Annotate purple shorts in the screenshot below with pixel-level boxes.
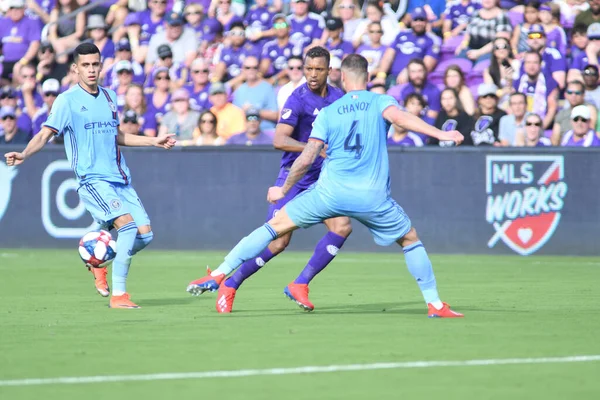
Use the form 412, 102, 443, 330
265, 168, 317, 221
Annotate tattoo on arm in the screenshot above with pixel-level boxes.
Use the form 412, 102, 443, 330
281, 140, 324, 194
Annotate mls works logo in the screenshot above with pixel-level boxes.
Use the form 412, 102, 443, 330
0, 163, 18, 222
485, 155, 568, 256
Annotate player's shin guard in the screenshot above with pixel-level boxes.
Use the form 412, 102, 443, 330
214, 223, 278, 276
131, 231, 154, 256
225, 248, 275, 289
112, 222, 138, 295
403, 241, 441, 304
294, 232, 346, 284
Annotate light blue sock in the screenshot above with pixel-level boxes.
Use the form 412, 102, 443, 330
131, 232, 154, 255
112, 221, 138, 295
214, 223, 278, 276
403, 241, 440, 304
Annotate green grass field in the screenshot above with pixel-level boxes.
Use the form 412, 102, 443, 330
1, 249, 599, 400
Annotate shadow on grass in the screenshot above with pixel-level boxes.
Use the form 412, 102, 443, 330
139, 297, 196, 306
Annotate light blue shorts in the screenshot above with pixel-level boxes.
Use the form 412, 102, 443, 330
285, 186, 412, 246
77, 180, 150, 229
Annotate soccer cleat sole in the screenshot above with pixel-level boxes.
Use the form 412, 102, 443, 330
186, 282, 219, 296
108, 304, 140, 309
283, 287, 314, 312
96, 287, 110, 297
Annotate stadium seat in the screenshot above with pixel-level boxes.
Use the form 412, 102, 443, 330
507, 10, 523, 27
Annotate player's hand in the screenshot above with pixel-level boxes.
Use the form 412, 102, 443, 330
267, 186, 285, 204
437, 130, 464, 146
154, 134, 177, 149
4, 152, 25, 166
319, 144, 328, 159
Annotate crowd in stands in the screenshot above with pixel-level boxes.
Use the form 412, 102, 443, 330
1, 0, 600, 148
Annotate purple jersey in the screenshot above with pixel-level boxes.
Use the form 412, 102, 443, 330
278, 83, 344, 188
217, 43, 262, 79
512, 74, 558, 119
104, 60, 146, 89
561, 129, 600, 147
357, 44, 388, 72
32, 107, 48, 135
444, 0, 481, 30
389, 30, 440, 75
326, 39, 354, 61
244, 6, 275, 32
146, 93, 172, 124
137, 11, 164, 45
545, 26, 567, 56
99, 39, 115, 62
261, 39, 303, 77
570, 48, 588, 71
398, 82, 442, 113
535, 137, 552, 147
226, 131, 273, 145
0, 16, 41, 62
541, 47, 566, 75
288, 13, 325, 49
387, 132, 425, 147
184, 83, 212, 111
25, 0, 55, 25
17, 90, 44, 115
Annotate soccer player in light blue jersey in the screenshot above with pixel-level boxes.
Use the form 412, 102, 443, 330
193, 54, 465, 317
4, 43, 176, 309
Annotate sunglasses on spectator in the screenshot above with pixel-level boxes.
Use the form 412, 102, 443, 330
274, 22, 288, 29
173, 98, 187, 102
219, 0, 231, 4
44, 92, 58, 97
22, 74, 35, 79
155, 75, 171, 80
413, 18, 426, 22
481, 94, 497, 99
528, 33, 544, 39
573, 117, 589, 122
526, 121, 541, 126
118, 70, 133, 74
369, 30, 383, 34
185, 11, 202, 16
247, 115, 259, 121
0, 94, 16, 99
288, 65, 303, 70
566, 90, 583, 95
227, 30, 245, 37
151, 0, 166, 4
1, 116, 16, 120
123, 119, 138, 124
494, 43, 508, 50
243, 65, 259, 70
584, 69, 598, 76
201, 118, 215, 124
338, 4, 355, 9
193, 69, 209, 74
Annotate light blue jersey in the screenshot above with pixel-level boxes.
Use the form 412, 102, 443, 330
310, 90, 398, 212
44, 84, 131, 185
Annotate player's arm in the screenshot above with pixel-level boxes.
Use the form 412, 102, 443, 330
382, 106, 463, 144
281, 138, 324, 195
117, 129, 177, 149
4, 126, 55, 166
272, 123, 307, 153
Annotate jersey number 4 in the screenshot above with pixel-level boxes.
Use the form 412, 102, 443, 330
344, 120, 363, 159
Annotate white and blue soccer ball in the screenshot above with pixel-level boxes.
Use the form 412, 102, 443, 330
78, 230, 117, 268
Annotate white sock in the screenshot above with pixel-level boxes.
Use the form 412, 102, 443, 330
430, 301, 444, 310
112, 290, 126, 296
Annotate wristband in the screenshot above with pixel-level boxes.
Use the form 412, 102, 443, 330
376, 72, 387, 79
443, 32, 451, 38
19, 59, 28, 66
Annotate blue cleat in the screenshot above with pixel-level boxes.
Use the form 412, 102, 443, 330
186, 272, 225, 296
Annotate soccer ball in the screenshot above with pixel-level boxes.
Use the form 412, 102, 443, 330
78, 230, 117, 268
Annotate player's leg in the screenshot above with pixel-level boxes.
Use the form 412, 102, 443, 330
109, 212, 141, 308
117, 184, 154, 255
284, 216, 352, 311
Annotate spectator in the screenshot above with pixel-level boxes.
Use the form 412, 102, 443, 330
260, 14, 303, 82
539, 3, 567, 55
567, 24, 592, 82
146, 13, 198, 71
128, 0, 168, 65
277, 55, 306, 110
369, 83, 386, 94
17, 63, 43, 117
120, 110, 143, 136
389, 59, 441, 120
514, 51, 559, 130
454, 0, 512, 65
232, 55, 278, 131
227, 107, 273, 145
159, 88, 201, 144
515, 112, 552, 146
105, 0, 130, 42
185, 58, 213, 112
212, 0, 244, 32
511, 1, 539, 55
432, 88, 475, 146
498, 92, 527, 146
184, 3, 208, 42
525, 24, 566, 89
575, 0, 600, 28
84, 15, 113, 69
582, 64, 600, 109
288, 0, 325, 49
47, 0, 85, 64
197, 16, 224, 58
387, 124, 425, 146
26, 0, 54, 25
324, 17, 353, 61
209, 82, 246, 139
192, 110, 225, 145
445, 65, 475, 115
471, 83, 506, 145
104, 39, 146, 89
0, 106, 30, 144
561, 105, 600, 146
375, 7, 441, 86
150, 44, 188, 89
32, 78, 60, 135
112, 60, 135, 112
357, 21, 388, 78
0, 0, 41, 81
214, 22, 261, 87
123, 83, 157, 137
442, 0, 481, 42
35, 42, 69, 83
0, 87, 32, 137
353, 0, 399, 48
551, 80, 597, 145
146, 67, 172, 126
328, 56, 343, 89
244, 0, 276, 47
484, 37, 519, 108
331, 0, 362, 43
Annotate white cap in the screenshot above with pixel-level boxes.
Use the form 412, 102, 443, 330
571, 104, 591, 120
477, 83, 498, 97
330, 56, 342, 70
7, 0, 25, 8
115, 60, 133, 72
42, 79, 60, 94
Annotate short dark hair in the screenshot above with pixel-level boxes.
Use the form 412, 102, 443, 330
524, 50, 542, 63
407, 58, 426, 70
74, 42, 101, 63
340, 53, 368, 80
567, 80, 585, 92
304, 46, 330, 67
404, 92, 427, 109
229, 21, 245, 31
287, 55, 303, 64
525, 1, 540, 10
572, 24, 588, 37
509, 92, 527, 103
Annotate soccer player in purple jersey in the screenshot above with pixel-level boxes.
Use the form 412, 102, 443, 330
187, 47, 353, 313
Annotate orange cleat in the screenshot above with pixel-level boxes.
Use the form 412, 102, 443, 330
109, 293, 140, 309
427, 302, 464, 318
284, 283, 314, 311
186, 271, 226, 296
216, 282, 237, 313
90, 267, 110, 297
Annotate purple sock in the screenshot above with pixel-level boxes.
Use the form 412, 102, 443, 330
294, 232, 346, 284
225, 248, 275, 289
